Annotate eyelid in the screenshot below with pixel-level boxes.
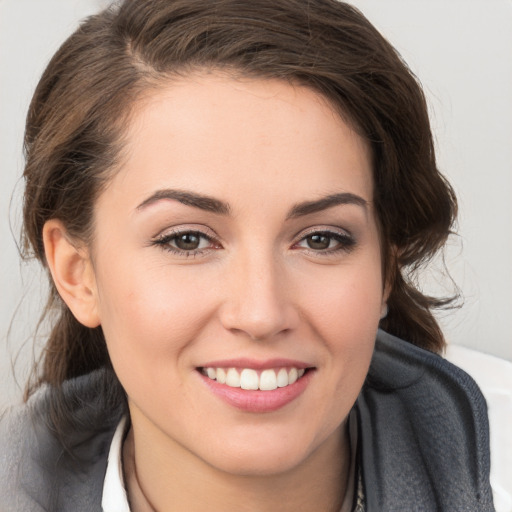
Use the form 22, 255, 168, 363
153, 223, 218, 241
296, 225, 352, 239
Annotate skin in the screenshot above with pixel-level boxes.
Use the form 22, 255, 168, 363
44, 73, 388, 511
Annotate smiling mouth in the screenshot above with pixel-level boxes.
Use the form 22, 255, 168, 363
199, 367, 311, 391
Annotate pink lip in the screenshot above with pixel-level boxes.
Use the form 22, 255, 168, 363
198, 358, 311, 370
198, 368, 314, 413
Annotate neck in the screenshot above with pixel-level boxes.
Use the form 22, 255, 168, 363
123, 413, 351, 512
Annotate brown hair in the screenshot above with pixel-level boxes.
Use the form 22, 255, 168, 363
22, 0, 457, 395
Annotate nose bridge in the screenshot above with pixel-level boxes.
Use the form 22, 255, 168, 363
220, 243, 296, 340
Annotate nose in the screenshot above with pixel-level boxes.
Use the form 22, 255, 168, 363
219, 251, 299, 341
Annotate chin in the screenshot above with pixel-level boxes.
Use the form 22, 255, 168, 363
209, 447, 309, 477
200, 427, 332, 478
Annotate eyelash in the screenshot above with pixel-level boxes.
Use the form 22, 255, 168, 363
151, 228, 220, 257
293, 228, 356, 255
151, 227, 356, 258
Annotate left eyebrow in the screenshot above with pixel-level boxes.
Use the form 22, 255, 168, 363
286, 192, 368, 219
136, 189, 231, 215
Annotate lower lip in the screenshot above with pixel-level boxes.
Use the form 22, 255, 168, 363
199, 370, 314, 413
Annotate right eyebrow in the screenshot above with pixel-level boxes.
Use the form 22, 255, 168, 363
136, 189, 231, 215
286, 192, 368, 220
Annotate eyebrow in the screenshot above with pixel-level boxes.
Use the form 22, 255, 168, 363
136, 189, 231, 215
136, 188, 367, 218
286, 192, 368, 219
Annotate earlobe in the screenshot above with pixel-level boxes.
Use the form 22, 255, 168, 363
381, 278, 392, 319
43, 219, 100, 328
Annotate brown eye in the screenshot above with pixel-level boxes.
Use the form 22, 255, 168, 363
153, 230, 216, 254
296, 230, 356, 253
306, 234, 331, 250
175, 233, 201, 250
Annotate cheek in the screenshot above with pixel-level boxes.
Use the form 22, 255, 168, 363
300, 258, 384, 336
95, 259, 216, 364
292, 265, 380, 443
297, 255, 382, 383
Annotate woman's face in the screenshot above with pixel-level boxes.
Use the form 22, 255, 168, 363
89, 74, 386, 475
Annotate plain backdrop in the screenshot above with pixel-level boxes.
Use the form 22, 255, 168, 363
1, 0, 511, 410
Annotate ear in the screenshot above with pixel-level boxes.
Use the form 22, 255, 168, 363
381, 275, 392, 319
43, 219, 100, 328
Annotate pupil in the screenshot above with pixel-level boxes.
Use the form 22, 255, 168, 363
176, 233, 200, 250
307, 234, 330, 250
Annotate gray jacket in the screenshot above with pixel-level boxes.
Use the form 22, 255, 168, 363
0, 331, 495, 511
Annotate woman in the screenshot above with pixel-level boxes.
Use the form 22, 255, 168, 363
0, 0, 494, 510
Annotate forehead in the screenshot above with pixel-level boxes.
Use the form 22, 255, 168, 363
103, 73, 374, 213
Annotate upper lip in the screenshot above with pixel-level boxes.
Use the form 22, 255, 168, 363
198, 358, 313, 370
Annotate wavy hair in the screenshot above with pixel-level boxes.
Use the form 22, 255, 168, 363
22, 0, 457, 396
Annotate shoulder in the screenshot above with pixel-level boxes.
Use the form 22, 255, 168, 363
356, 330, 495, 512
444, 344, 512, 511
0, 397, 41, 511
0, 369, 124, 512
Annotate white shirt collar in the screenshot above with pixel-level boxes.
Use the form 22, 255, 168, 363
102, 416, 131, 512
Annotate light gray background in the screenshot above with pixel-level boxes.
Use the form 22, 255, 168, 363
1, 0, 511, 409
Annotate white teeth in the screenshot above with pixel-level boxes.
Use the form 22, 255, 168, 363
203, 366, 307, 390
277, 368, 289, 387
225, 368, 240, 387
259, 369, 278, 391
240, 369, 259, 390
216, 367, 226, 384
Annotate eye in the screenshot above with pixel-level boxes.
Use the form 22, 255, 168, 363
295, 229, 355, 253
302, 233, 335, 250
172, 232, 209, 251
151, 228, 220, 256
